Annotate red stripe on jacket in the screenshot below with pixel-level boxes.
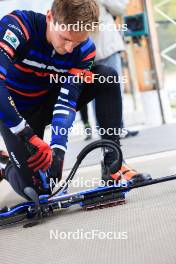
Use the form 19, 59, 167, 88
7, 85, 48, 97
15, 64, 52, 77
0, 42, 15, 57
82, 50, 96, 62
8, 14, 30, 40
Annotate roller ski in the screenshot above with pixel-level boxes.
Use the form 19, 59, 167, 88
0, 138, 176, 228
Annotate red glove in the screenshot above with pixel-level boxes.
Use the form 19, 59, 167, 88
18, 126, 52, 172
27, 135, 53, 172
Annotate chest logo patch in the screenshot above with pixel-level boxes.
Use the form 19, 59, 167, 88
3, 29, 20, 50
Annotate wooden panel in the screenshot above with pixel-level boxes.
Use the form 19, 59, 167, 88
123, 0, 160, 91
132, 37, 154, 91
126, 0, 144, 15
145, 0, 163, 90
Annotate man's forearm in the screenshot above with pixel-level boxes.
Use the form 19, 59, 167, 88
51, 109, 76, 153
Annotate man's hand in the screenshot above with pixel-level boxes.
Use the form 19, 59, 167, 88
48, 148, 65, 183
18, 126, 52, 172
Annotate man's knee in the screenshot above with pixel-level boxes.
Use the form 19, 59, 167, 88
92, 64, 119, 79
91, 64, 121, 94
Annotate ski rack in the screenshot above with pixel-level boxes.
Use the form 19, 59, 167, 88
0, 140, 176, 228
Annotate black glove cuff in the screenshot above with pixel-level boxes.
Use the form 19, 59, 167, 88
52, 148, 65, 161
18, 126, 35, 142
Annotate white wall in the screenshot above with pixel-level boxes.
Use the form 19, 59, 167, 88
0, 0, 53, 18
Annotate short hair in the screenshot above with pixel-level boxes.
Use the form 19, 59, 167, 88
51, 0, 99, 30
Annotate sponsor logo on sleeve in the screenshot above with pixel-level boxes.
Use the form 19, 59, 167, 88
0, 42, 14, 57
3, 29, 20, 49
8, 24, 24, 37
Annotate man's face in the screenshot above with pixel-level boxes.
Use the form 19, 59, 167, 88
46, 11, 89, 55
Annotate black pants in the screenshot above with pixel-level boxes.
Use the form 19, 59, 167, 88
2, 65, 122, 199
80, 105, 89, 126
21, 65, 122, 143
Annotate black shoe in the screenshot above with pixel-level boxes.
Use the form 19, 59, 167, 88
84, 133, 92, 141
121, 130, 139, 139
101, 147, 122, 184
84, 125, 92, 141
101, 148, 152, 185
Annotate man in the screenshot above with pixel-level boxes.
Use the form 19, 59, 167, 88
0, 0, 151, 200
92, 0, 139, 138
